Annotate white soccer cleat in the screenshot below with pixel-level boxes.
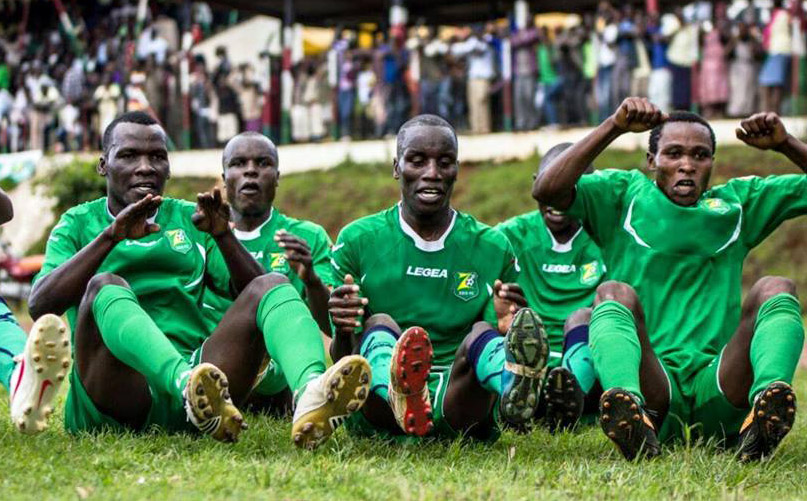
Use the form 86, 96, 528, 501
183, 362, 247, 443
291, 355, 371, 450
10, 314, 71, 434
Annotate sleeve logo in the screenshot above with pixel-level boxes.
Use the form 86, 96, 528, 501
164, 229, 192, 254
453, 271, 479, 301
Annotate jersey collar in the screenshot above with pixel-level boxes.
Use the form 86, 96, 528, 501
106, 200, 159, 225
546, 225, 582, 253
233, 207, 274, 241
397, 202, 457, 252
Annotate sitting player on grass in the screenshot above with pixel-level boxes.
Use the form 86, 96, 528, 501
28, 111, 370, 449
329, 114, 549, 440
534, 97, 807, 461
203, 131, 336, 412
497, 143, 606, 431
0, 188, 71, 434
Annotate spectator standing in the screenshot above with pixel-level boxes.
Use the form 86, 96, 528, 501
727, 22, 762, 117
214, 73, 240, 145
612, 6, 638, 107
234, 64, 263, 133
665, 7, 699, 110
0, 50, 9, 91
452, 26, 496, 134
510, 21, 540, 130
595, 8, 618, 120
29, 80, 60, 151
93, 72, 121, 142
699, 19, 731, 118
354, 58, 375, 139
537, 27, 561, 127
190, 64, 215, 148
419, 29, 449, 117
647, 12, 673, 112
759, 0, 792, 114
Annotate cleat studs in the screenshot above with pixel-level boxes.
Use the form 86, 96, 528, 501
341, 365, 353, 376
757, 410, 765, 418
46, 355, 56, 361
36, 367, 43, 373
330, 378, 340, 388
24, 406, 32, 415
222, 391, 231, 400
623, 395, 631, 402
46, 341, 56, 348
602, 414, 610, 422
327, 391, 335, 402
219, 379, 228, 388
347, 402, 359, 412
62, 360, 70, 368
619, 420, 628, 428
615, 393, 623, 399
204, 409, 214, 419
783, 426, 791, 432
760, 399, 767, 406
630, 404, 638, 411
633, 414, 641, 421
294, 433, 303, 443
357, 388, 367, 400
303, 422, 314, 432
59, 327, 66, 334
34, 339, 39, 345
788, 408, 796, 415
603, 402, 611, 409
360, 373, 370, 384
57, 374, 64, 381
33, 355, 40, 362
770, 416, 781, 423
63, 340, 69, 347
196, 386, 205, 396
787, 395, 794, 402
198, 400, 207, 409
772, 388, 781, 394
607, 431, 616, 438
210, 371, 220, 380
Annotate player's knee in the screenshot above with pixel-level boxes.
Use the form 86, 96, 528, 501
364, 313, 399, 332
84, 273, 130, 302
244, 272, 290, 298
564, 307, 592, 333
594, 281, 638, 310
753, 276, 797, 303
455, 322, 497, 363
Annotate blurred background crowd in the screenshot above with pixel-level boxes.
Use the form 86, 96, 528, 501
0, 0, 804, 153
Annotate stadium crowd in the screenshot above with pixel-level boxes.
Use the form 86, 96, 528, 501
0, 1, 803, 153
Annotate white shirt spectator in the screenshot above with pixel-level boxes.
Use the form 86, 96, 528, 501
598, 24, 618, 67
451, 35, 496, 80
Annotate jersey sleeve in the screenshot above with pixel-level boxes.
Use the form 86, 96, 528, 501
309, 226, 336, 289
730, 174, 807, 248
331, 227, 361, 287
565, 169, 635, 247
33, 211, 82, 285
482, 231, 521, 328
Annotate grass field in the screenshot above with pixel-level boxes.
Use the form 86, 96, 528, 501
5, 145, 807, 499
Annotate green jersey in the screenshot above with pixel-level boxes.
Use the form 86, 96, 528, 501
332, 204, 519, 366
497, 211, 606, 358
34, 198, 230, 357
567, 169, 807, 376
202, 208, 335, 326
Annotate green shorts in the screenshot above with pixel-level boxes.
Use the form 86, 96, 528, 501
64, 344, 289, 435
345, 364, 499, 442
657, 350, 747, 443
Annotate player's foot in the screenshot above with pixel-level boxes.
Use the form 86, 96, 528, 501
737, 381, 796, 462
543, 366, 585, 432
389, 326, 434, 436
184, 363, 247, 443
500, 308, 549, 425
599, 388, 660, 461
292, 355, 371, 449
9, 314, 71, 434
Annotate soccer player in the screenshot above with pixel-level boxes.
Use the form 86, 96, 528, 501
329, 114, 549, 439
534, 97, 807, 461
0, 188, 70, 434
497, 143, 605, 431
28, 111, 370, 449
203, 131, 335, 409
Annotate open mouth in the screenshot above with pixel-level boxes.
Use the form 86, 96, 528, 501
239, 182, 261, 195
131, 181, 157, 193
673, 179, 697, 196
415, 187, 445, 204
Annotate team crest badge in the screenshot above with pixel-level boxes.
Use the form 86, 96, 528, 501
702, 198, 730, 215
269, 252, 290, 273
579, 261, 603, 286
453, 271, 479, 301
164, 229, 192, 254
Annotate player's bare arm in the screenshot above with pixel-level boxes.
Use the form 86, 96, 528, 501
28, 194, 163, 318
533, 97, 668, 210
192, 187, 264, 293
328, 273, 366, 360
736, 112, 807, 171
0, 188, 13, 225
275, 229, 331, 335
493, 279, 527, 333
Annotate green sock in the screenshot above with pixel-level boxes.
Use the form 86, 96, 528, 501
0, 303, 26, 392
470, 332, 504, 395
749, 293, 804, 404
358, 327, 397, 401
257, 283, 326, 397
590, 301, 644, 403
93, 285, 192, 400
561, 325, 596, 394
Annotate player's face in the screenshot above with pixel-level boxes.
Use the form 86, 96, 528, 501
648, 121, 713, 207
395, 126, 458, 219
222, 136, 278, 218
539, 204, 575, 233
100, 122, 169, 210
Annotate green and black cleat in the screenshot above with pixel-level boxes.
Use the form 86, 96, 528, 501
599, 388, 660, 461
543, 366, 585, 432
500, 308, 549, 425
737, 381, 796, 462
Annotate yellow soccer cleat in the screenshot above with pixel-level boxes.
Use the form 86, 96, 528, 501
184, 363, 247, 443
291, 355, 371, 450
10, 314, 71, 434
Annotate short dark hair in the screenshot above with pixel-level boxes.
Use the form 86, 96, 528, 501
222, 131, 278, 169
102, 111, 160, 156
538, 142, 595, 176
649, 111, 715, 156
396, 114, 457, 158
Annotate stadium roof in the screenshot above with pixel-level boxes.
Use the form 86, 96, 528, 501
207, 0, 676, 26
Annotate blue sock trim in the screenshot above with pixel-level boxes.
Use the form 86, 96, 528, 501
563, 324, 589, 354
467, 329, 501, 368
0, 347, 14, 358
481, 370, 503, 386
358, 325, 399, 352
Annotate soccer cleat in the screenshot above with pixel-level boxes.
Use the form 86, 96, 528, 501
599, 388, 660, 461
737, 381, 796, 462
500, 308, 549, 425
184, 363, 247, 443
292, 355, 371, 449
389, 327, 434, 436
543, 366, 585, 432
10, 314, 71, 434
